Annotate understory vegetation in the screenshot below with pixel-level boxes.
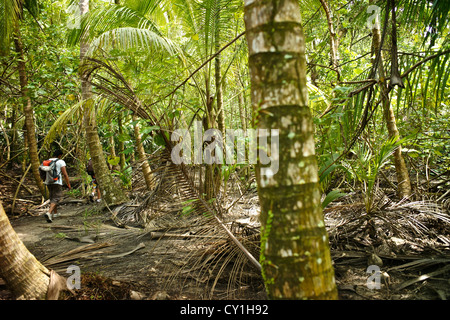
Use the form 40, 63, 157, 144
0, 0, 449, 300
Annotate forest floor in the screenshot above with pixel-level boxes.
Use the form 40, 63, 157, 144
0, 166, 449, 300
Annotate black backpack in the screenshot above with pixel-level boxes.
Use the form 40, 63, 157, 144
39, 159, 60, 184
86, 158, 94, 175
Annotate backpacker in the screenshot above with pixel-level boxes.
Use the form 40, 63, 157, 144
39, 159, 60, 184
86, 158, 94, 176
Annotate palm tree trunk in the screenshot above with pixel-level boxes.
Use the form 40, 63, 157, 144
213, 6, 224, 199
371, 10, 412, 199
0, 201, 50, 299
117, 114, 126, 171
80, 0, 128, 206
203, 81, 217, 200
133, 113, 154, 190
13, 27, 47, 198
215, 9, 225, 135
244, 0, 338, 299
237, 72, 249, 178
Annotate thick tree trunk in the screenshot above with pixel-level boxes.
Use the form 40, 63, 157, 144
371, 11, 412, 199
84, 109, 128, 205
0, 201, 50, 299
80, 0, 128, 206
133, 114, 154, 190
244, 0, 338, 299
13, 27, 47, 198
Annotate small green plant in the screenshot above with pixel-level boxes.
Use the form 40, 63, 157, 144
345, 137, 404, 213
66, 188, 81, 198
318, 153, 347, 209
112, 166, 132, 188
54, 232, 67, 239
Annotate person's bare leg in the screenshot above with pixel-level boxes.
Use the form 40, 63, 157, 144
45, 202, 56, 223
49, 203, 57, 215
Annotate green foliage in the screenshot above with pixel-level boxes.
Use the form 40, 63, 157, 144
345, 137, 406, 213
0, 0, 22, 55
322, 189, 347, 209
0, 0, 449, 212
112, 166, 132, 188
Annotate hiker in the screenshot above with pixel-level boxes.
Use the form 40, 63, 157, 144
44, 149, 71, 223
86, 158, 101, 203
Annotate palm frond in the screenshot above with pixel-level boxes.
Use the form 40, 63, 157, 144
400, 0, 450, 46
42, 98, 85, 148
0, 0, 22, 55
67, 3, 180, 57
42, 94, 115, 149
80, 57, 262, 297
87, 27, 178, 56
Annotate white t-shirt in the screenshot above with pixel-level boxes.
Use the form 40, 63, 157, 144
45, 158, 66, 185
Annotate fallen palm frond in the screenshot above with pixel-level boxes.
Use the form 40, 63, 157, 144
325, 194, 450, 255
42, 242, 114, 273
394, 264, 450, 292
78, 57, 262, 298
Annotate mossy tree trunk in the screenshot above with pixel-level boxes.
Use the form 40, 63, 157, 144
13, 27, 47, 198
80, 0, 128, 206
0, 201, 50, 299
244, 0, 338, 299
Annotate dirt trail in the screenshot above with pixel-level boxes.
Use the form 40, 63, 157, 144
1, 168, 449, 300
6, 199, 265, 300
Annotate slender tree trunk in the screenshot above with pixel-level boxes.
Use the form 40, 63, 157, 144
133, 113, 154, 190
80, 0, 128, 206
117, 114, 126, 171
371, 10, 412, 199
0, 118, 10, 162
215, 10, 225, 135
108, 125, 118, 171
13, 27, 47, 197
21, 123, 28, 172
237, 71, 249, 178
0, 201, 50, 299
9, 103, 19, 169
319, 0, 339, 73
213, 5, 224, 199
203, 80, 217, 200
244, 0, 338, 299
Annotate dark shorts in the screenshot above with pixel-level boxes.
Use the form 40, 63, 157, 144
47, 184, 63, 204
89, 173, 97, 187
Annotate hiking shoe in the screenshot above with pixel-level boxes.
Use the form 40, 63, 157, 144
53, 213, 61, 218
44, 212, 52, 223
96, 199, 101, 203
